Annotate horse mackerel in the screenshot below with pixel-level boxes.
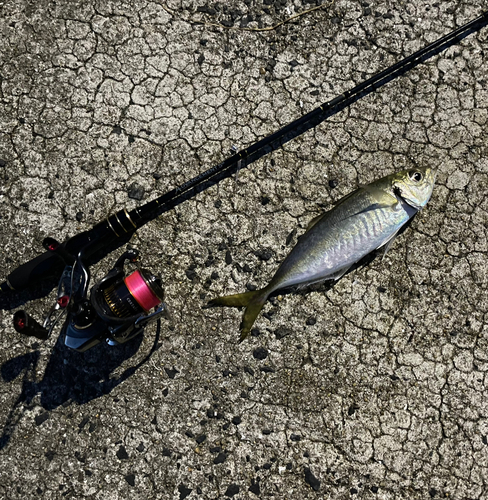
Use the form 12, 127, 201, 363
208, 167, 436, 341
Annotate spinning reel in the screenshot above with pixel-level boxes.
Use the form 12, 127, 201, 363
13, 239, 168, 352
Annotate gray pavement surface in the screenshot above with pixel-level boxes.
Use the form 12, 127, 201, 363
1, 0, 488, 498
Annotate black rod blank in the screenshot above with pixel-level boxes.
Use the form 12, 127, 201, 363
130, 9, 488, 225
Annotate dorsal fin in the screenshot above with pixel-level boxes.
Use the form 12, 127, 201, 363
333, 187, 361, 207
305, 213, 326, 233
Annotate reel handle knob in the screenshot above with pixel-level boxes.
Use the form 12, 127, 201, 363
13, 310, 49, 340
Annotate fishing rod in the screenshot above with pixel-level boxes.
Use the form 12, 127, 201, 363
3, 9, 487, 351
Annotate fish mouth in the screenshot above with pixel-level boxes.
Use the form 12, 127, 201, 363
393, 186, 423, 210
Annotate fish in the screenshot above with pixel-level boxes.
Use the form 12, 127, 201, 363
207, 167, 436, 341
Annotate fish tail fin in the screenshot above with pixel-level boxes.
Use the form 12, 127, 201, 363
206, 287, 272, 342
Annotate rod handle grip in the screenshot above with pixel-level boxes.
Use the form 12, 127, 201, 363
0, 251, 62, 293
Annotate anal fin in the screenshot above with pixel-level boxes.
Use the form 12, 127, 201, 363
295, 264, 352, 290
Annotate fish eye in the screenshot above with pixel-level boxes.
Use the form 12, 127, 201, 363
408, 171, 423, 182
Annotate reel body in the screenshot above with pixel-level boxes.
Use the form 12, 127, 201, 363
13, 245, 168, 352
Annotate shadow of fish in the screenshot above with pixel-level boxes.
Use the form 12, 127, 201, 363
207, 167, 436, 341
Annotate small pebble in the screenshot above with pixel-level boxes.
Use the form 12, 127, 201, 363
116, 446, 129, 460
35, 413, 49, 426
253, 347, 268, 360
127, 183, 144, 201
125, 474, 135, 487
225, 250, 232, 264
250, 328, 260, 337
178, 484, 192, 499
304, 467, 321, 491
224, 484, 239, 497
213, 452, 228, 464
164, 367, 179, 379
249, 480, 260, 495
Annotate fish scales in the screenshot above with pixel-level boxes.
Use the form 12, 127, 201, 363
208, 167, 436, 341
275, 201, 411, 290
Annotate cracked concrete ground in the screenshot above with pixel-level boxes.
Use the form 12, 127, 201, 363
1, 0, 488, 498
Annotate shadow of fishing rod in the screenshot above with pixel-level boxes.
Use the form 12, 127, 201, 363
1, 9, 487, 312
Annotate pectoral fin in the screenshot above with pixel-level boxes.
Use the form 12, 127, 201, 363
359, 185, 400, 212
333, 188, 361, 207
307, 187, 398, 236
377, 227, 401, 260
329, 186, 400, 224
333, 185, 397, 208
